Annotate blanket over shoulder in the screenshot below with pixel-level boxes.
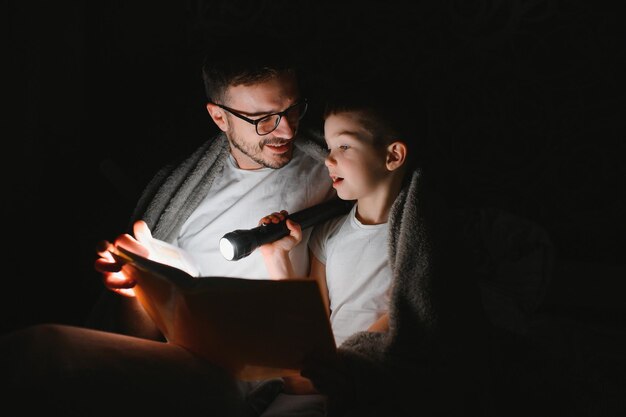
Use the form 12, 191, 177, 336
90, 131, 567, 417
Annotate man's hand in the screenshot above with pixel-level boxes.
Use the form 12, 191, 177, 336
94, 220, 152, 297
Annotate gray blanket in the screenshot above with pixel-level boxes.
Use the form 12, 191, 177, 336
87, 131, 329, 334
131, 131, 329, 242
310, 167, 603, 417
91, 131, 560, 416
308, 167, 499, 416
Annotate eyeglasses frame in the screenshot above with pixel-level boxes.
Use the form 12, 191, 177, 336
211, 99, 308, 136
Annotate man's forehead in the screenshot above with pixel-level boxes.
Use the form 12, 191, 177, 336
230, 71, 298, 91
224, 77, 300, 112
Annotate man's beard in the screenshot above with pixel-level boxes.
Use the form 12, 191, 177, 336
228, 129, 294, 169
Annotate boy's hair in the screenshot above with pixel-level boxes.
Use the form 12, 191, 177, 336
201, 44, 298, 104
323, 79, 425, 169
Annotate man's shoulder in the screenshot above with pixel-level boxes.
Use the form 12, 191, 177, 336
289, 147, 329, 179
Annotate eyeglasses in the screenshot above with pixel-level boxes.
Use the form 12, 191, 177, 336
212, 99, 308, 135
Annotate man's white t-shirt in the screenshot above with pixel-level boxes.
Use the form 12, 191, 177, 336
175, 148, 333, 278
308, 203, 391, 346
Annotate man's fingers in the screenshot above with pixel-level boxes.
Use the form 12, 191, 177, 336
94, 257, 122, 273
111, 287, 137, 298
115, 234, 149, 257
133, 220, 153, 243
95, 240, 113, 255
103, 270, 136, 290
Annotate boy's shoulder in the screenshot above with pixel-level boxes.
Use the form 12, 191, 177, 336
312, 207, 352, 241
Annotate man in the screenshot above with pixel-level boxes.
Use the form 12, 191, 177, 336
90, 45, 334, 339
1, 46, 333, 416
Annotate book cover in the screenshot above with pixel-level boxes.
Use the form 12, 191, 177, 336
112, 245, 337, 380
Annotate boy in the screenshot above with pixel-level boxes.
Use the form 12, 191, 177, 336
257, 82, 417, 400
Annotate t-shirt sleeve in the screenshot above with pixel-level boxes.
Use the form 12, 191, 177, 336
308, 222, 328, 264
308, 214, 347, 265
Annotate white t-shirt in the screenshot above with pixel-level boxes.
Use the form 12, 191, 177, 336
308, 204, 391, 345
175, 148, 333, 278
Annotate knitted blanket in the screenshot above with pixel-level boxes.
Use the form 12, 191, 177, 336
304, 167, 497, 416
87, 130, 329, 333
305, 168, 597, 417
91, 131, 560, 416
131, 131, 329, 242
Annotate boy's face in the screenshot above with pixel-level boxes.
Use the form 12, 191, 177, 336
323, 111, 390, 201
208, 72, 301, 170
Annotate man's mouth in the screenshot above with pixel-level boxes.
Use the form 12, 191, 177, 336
264, 141, 292, 154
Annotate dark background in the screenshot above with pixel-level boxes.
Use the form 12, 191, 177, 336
4, 1, 625, 337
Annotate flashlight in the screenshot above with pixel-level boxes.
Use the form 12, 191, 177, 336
219, 198, 354, 261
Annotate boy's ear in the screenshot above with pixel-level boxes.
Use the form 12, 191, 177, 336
386, 141, 407, 171
206, 103, 229, 132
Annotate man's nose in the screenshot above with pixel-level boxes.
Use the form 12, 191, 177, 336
273, 115, 296, 138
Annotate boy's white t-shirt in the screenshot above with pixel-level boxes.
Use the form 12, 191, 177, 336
308, 203, 391, 346
175, 148, 333, 279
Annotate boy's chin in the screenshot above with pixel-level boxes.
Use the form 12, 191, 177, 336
335, 189, 354, 201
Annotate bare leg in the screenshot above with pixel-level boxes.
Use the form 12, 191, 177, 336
0, 324, 247, 417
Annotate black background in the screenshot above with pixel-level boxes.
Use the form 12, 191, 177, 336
4, 1, 625, 335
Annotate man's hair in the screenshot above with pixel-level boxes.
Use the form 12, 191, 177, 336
323, 79, 426, 169
201, 44, 299, 104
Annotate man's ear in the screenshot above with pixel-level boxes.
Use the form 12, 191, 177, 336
206, 103, 229, 132
386, 141, 407, 171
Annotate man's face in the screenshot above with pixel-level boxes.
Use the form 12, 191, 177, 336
217, 73, 302, 170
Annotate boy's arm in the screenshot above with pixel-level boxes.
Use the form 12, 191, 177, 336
260, 244, 299, 279
367, 313, 389, 333
259, 213, 303, 279
309, 250, 330, 316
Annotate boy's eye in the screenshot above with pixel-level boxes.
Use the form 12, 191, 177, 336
325, 145, 350, 153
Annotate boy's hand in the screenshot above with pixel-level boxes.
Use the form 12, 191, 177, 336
258, 210, 302, 256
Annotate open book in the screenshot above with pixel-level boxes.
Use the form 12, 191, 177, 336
111, 245, 337, 381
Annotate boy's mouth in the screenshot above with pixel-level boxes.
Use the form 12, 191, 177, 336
330, 175, 344, 186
